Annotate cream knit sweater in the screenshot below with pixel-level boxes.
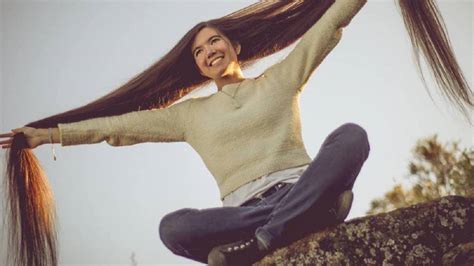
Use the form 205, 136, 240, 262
58, 0, 367, 200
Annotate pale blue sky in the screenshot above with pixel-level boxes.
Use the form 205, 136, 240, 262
1, 0, 472, 265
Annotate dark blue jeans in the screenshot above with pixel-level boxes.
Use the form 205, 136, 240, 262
159, 123, 370, 264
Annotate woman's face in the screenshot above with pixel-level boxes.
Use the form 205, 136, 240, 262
191, 27, 241, 80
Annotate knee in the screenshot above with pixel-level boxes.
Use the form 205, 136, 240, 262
338, 122, 370, 154
159, 208, 194, 255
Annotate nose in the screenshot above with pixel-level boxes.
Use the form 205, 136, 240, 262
205, 49, 218, 66
206, 49, 217, 58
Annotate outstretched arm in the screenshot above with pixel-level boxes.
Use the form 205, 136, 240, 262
57, 99, 191, 147
264, 0, 367, 94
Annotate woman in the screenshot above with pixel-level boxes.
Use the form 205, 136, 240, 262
1, 0, 472, 265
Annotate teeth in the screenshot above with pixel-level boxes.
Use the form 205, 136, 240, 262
210, 56, 223, 66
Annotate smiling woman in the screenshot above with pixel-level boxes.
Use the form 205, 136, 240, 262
191, 27, 246, 92
1, 0, 473, 266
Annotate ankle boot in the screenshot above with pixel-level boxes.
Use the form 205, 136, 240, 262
207, 236, 268, 266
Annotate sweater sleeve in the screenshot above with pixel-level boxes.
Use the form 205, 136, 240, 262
263, 0, 367, 94
57, 98, 191, 147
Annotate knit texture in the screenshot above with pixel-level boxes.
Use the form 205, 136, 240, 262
58, 0, 367, 200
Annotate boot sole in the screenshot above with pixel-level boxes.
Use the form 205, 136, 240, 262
333, 190, 353, 222
207, 248, 226, 266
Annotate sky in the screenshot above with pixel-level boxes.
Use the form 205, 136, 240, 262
0, 0, 472, 265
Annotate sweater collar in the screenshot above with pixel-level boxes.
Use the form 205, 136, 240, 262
220, 78, 249, 94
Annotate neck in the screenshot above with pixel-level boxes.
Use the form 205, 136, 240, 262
216, 73, 246, 92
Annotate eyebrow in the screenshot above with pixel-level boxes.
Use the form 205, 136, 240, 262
192, 34, 221, 55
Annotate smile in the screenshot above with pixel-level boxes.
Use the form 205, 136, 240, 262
210, 56, 224, 67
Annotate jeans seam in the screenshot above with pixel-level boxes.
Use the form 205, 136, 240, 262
264, 184, 293, 225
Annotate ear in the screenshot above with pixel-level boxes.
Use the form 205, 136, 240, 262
235, 42, 241, 55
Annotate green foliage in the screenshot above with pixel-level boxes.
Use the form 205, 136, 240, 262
367, 134, 473, 215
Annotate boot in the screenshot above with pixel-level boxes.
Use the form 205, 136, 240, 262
207, 236, 268, 266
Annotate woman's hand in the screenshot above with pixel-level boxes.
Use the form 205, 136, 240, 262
0, 127, 44, 149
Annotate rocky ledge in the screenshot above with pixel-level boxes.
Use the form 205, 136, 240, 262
254, 195, 473, 265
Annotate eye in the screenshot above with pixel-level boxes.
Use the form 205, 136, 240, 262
194, 38, 220, 57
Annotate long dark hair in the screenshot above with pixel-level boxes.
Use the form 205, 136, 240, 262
3, 0, 472, 265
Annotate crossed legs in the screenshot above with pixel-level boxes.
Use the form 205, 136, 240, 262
159, 122, 370, 264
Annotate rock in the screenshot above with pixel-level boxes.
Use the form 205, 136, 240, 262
442, 241, 474, 266
254, 195, 473, 265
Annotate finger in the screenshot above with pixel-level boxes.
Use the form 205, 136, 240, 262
0, 139, 12, 145
11, 128, 24, 133
0, 132, 14, 137
11, 129, 24, 135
